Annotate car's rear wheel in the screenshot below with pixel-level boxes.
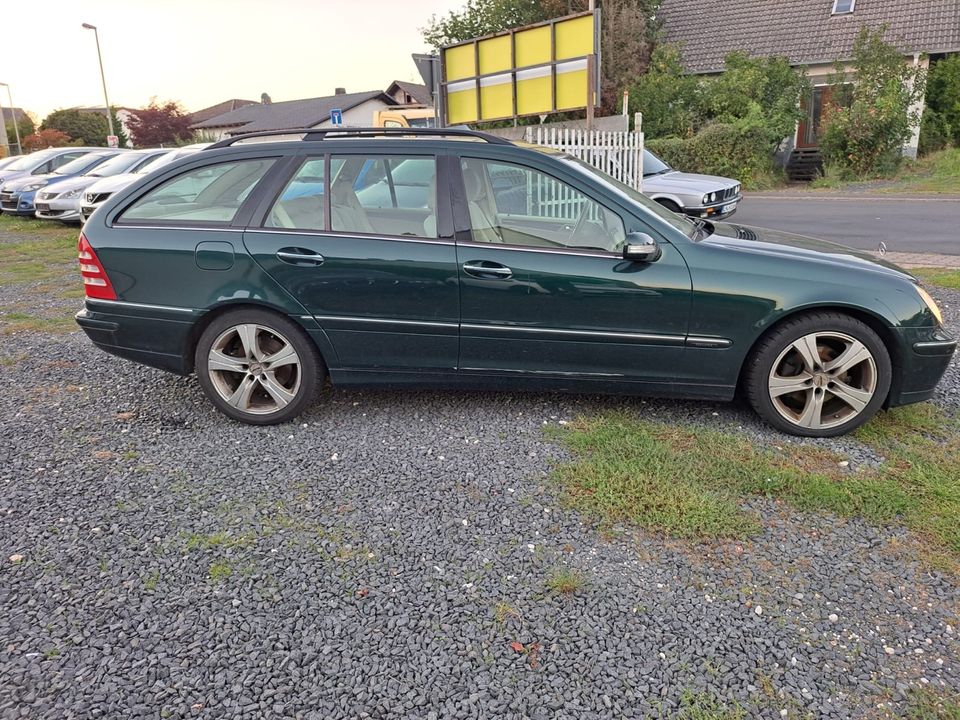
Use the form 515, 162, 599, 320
195, 309, 323, 425
745, 312, 891, 437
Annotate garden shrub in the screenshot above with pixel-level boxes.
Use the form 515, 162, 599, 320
921, 54, 960, 151
819, 26, 926, 178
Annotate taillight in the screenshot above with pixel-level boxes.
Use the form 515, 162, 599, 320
77, 233, 117, 300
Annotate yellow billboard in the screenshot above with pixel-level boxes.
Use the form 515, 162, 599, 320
441, 11, 600, 125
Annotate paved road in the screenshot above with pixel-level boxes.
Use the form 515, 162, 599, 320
733, 194, 960, 255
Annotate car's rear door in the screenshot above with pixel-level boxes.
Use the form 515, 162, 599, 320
243, 148, 460, 374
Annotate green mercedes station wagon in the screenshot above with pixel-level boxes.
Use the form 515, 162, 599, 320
74, 128, 955, 437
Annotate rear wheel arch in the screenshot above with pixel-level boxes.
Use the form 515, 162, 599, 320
736, 305, 902, 403
184, 301, 326, 375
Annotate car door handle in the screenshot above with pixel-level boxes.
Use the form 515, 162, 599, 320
462, 261, 512, 279
276, 248, 325, 266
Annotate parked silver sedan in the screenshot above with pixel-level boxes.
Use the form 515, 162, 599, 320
641, 149, 742, 220
35, 149, 168, 224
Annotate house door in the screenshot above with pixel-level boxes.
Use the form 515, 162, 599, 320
797, 86, 833, 149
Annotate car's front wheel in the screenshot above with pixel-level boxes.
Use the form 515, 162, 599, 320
745, 312, 891, 437
195, 309, 323, 425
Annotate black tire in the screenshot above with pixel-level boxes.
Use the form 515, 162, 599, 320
744, 312, 891, 437
195, 308, 324, 425
655, 198, 683, 214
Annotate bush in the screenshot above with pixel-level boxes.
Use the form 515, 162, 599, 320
924, 54, 960, 148
919, 108, 952, 156
819, 26, 926, 178
647, 122, 783, 189
628, 44, 702, 138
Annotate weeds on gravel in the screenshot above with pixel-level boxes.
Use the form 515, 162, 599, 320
911, 268, 960, 290
905, 687, 960, 720
208, 560, 233, 581
545, 567, 586, 595
551, 405, 960, 570
671, 690, 746, 720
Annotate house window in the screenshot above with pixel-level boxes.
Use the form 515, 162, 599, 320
832, 0, 855, 14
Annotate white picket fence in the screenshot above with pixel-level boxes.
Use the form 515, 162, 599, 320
530, 126, 645, 191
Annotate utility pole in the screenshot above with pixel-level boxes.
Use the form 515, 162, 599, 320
82, 23, 116, 142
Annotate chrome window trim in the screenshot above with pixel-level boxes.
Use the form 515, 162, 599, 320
85, 298, 196, 314
455, 240, 619, 260
249, 228, 455, 246
108, 224, 244, 233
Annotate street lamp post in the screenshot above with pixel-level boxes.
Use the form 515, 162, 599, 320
81, 23, 116, 142
0, 83, 23, 155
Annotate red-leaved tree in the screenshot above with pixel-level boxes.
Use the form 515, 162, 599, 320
127, 100, 194, 147
23, 129, 73, 151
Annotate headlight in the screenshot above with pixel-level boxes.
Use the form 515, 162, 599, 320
62, 189, 82, 199
23, 182, 47, 192
916, 285, 943, 325
703, 194, 711, 205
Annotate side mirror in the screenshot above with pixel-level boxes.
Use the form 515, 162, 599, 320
622, 232, 661, 263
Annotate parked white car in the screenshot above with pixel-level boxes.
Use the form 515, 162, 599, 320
641, 149, 742, 220
80, 143, 210, 223
35, 149, 168, 224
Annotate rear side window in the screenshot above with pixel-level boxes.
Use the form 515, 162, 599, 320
119, 158, 275, 225
266, 158, 325, 230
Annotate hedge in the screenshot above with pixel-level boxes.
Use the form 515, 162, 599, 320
646, 123, 782, 189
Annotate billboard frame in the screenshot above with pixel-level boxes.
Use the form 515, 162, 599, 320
439, 10, 601, 127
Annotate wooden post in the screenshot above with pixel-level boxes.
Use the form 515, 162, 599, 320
586, 53, 596, 131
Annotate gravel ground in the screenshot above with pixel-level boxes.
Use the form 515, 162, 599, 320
1, 263, 958, 718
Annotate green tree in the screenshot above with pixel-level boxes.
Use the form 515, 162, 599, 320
819, 26, 927, 177
626, 44, 702, 137
923, 54, 960, 148
41, 108, 109, 146
6, 114, 35, 149
705, 52, 809, 145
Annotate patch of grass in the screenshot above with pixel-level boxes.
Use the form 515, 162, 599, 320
545, 567, 586, 595
0, 213, 79, 237
551, 405, 960, 569
0, 234, 78, 285
0, 311, 76, 335
905, 687, 960, 720
493, 601, 520, 624
43, 647, 61, 659
673, 690, 746, 720
910, 268, 960, 290
208, 560, 233, 582
142, 571, 160, 591
183, 530, 255, 552
885, 148, 960, 194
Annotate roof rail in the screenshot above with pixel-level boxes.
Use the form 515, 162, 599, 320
206, 126, 513, 149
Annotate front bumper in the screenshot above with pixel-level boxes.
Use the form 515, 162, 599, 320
888, 327, 957, 407
683, 195, 742, 220
36, 195, 82, 222
0, 189, 39, 215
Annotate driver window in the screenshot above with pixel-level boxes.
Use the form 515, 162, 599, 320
460, 158, 625, 252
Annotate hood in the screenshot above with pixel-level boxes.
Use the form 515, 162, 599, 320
0, 169, 29, 184
39, 175, 99, 195
84, 172, 142, 195
3, 172, 78, 192
703, 222, 914, 281
644, 170, 738, 194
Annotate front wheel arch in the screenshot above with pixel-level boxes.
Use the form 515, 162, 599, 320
735, 305, 902, 406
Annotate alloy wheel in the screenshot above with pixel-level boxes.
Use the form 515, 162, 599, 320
767, 331, 877, 431
207, 324, 302, 415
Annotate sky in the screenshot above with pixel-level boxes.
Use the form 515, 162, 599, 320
0, 0, 464, 121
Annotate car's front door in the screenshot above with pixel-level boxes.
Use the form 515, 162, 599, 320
453, 154, 691, 384
243, 151, 460, 373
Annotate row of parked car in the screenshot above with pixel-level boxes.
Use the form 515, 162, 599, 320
0, 145, 208, 224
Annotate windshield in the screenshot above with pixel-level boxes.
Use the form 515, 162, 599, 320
54, 154, 105, 176
643, 149, 672, 177
86, 153, 139, 177
138, 148, 201, 173
5, 152, 54, 172
558, 156, 699, 240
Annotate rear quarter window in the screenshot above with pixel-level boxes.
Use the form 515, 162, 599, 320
118, 158, 275, 225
